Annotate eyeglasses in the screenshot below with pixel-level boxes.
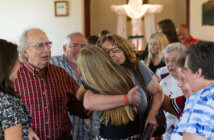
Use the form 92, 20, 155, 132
103, 47, 123, 54
177, 77, 187, 83
165, 58, 177, 64
72, 43, 86, 48
32, 41, 52, 51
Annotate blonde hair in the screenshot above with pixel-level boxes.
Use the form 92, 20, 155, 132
77, 45, 137, 126
97, 34, 138, 69
146, 32, 169, 66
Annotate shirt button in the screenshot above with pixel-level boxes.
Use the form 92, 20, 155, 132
44, 106, 47, 110
43, 92, 46, 95
46, 122, 49, 124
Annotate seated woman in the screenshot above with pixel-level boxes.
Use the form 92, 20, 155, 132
162, 55, 193, 117
160, 43, 186, 139
172, 41, 214, 140
77, 45, 140, 139
0, 39, 37, 140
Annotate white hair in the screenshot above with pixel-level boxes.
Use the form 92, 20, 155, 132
163, 42, 186, 58
18, 28, 44, 62
63, 32, 84, 48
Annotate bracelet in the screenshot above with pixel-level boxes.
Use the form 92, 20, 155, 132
124, 94, 128, 106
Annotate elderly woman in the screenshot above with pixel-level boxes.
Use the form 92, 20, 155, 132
160, 43, 186, 140
171, 41, 214, 140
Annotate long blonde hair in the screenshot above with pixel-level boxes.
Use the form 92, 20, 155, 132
77, 45, 137, 126
146, 32, 169, 66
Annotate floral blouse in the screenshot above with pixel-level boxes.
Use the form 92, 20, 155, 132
0, 92, 32, 139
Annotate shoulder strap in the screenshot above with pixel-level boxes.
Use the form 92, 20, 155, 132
136, 62, 151, 101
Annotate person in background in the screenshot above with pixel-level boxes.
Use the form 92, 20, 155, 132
157, 19, 179, 43
139, 19, 178, 61
15, 28, 88, 140
0, 39, 38, 140
98, 30, 110, 38
145, 32, 169, 75
160, 43, 186, 140
87, 35, 99, 45
50, 32, 91, 140
172, 41, 214, 140
161, 55, 193, 121
176, 24, 198, 47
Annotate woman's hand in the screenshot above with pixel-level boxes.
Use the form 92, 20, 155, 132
127, 86, 140, 106
145, 110, 158, 134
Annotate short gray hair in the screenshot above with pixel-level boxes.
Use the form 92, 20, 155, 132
18, 28, 44, 62
63, 32, 84, 48
163, 42, 186, 58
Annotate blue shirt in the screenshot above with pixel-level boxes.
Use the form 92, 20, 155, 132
50, 55, 90, 140
172, 85, 214, 140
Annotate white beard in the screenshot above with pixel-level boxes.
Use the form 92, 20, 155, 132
70, 59, 77, 65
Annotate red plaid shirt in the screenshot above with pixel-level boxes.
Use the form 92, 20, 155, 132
14, 62, 87, 140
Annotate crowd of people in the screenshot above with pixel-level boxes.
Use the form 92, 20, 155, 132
0, 17, 213, 140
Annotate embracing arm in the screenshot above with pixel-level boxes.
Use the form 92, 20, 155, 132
83, 86, 140, 111
4, 124, 22, 140
76, 85, 87, 101
145, 75, 164, 127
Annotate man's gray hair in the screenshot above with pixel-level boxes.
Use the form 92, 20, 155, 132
163, 42, 186, 58
18, 28, 44, 62
63, 32, 84, 48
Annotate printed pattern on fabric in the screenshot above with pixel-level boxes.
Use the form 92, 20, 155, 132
160, 75, 183, 140
0, 92, 32, 140
173, 85, 214, 140
51, 55, 90, 140
94, 134, 140, 140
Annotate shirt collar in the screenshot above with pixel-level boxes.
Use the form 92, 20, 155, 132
23, 61, 49, 76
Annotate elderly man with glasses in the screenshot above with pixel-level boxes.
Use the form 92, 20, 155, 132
14, 28, 89, 140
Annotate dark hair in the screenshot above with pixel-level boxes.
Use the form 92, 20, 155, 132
158, 19, 179, 43
176, 55, 186, 69
0, 39, 18, 96
99, 30, 110, 37
185, 41, 214, 79
87, 35, 99, 45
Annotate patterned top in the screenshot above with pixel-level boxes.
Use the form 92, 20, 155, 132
14, 61, 88, 140
172, 85, 214, 140
160, 75, 183, 140
51, 55, 90, 140
171, 95, 186, 119
0, 92, 32, 140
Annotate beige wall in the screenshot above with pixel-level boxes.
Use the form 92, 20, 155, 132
90, 0, 186, 41
190, 0, 214, 42
0, 0, 84, 56
90, 0, 126, 36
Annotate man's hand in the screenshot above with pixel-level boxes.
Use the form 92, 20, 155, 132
127, 86, 140, 106
28, 128, 39, 140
